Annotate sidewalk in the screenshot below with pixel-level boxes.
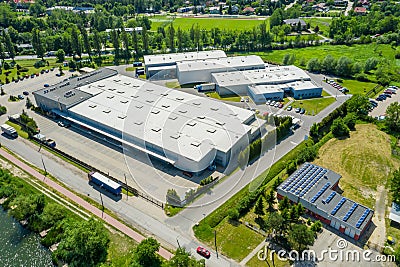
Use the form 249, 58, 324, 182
0, 148, 173, 260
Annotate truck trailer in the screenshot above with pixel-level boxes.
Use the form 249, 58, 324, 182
194, 83, 216, 92
1, 124, 18, 138
88, 172, 122, 195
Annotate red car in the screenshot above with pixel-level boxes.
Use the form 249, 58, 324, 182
278, 103, 283, 108
197, 246, 211, 258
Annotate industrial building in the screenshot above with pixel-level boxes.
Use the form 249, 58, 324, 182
211, 65, 322, 103
33, 68, 265, 173
277, 163, 374, 240
143, 50, 227, 79
176, 55, 265, 85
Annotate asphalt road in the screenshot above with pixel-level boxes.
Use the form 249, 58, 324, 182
0, 65, 351, 266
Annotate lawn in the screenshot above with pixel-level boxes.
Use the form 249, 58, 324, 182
254, 44, 397, 66
205, 91, 241, 102
5, 121, 29, 139
246, 252, 290, 267
1, 58, 66, 84
303, 17, 332, 36
151, 16, 269, 31
290, 96, 336, 115
165, 81, 181, 88
336, 79, 379, 95
104, 230, 137, 267
313, 124, 400, 208
208, 217, 265, 261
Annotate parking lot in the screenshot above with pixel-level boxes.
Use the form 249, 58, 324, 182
369, 86, 399, 118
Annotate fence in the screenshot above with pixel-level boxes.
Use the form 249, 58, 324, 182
366, 85, 382, 97
31, 134, 165, 209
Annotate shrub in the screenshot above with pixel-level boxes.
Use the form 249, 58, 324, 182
331, 118, 350, 138
34, 60, 46, 68
228, 208, 240, 221
200, 176, 216, 186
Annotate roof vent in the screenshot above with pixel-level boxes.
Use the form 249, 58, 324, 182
191, 141, 201, 147
151, 128, 161, 132
187, 122, 196, 126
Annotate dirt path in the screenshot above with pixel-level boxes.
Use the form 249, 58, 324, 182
368, 185, 387, 247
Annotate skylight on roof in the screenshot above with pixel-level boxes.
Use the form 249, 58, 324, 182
151, 110, 160, 114
169, 116, 177, 120
118, 115, 127, 119
120, 100, 128, 104
170, 134, 180, 139
103, 109, 111, 113
146, 100, 154, 103
179, 110, 187, 113
187, 122, 196, 126
151, 128, 161, 132
134, 121, 143, 125
191, 141, 201, 147
216, 122, 225, 126
89, 104, 97, 108
207, 129, 216, 133
107, 95, 114, 99
135, 105, 143, 109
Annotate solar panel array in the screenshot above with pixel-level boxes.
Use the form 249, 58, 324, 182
356, 209, 370, 228
325, 192, 336, 203
310, 182, 331, 203
343, 203, 358, 222
280, 163, 328, 198
331, 197, 346, 215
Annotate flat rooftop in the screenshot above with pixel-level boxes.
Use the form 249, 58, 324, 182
33, 68, 117, 108
212, 65, 311, 87
67, 75, 259, 162
176, 55, 265, 72
285, 80, 321, 91
144, 50, 227, 66
248, 84, 284, 95
278, 163, 373, 231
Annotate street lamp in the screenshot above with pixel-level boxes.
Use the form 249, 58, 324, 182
100, 184, 104, 218
203, 213, 206, 221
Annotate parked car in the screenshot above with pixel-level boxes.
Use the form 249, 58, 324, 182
44, 84, 50, 87
266, 100, 271, 105
274, 102, 280, 108
35, 73, 39, 76
57, 121, 65, 127
384, 93, 391, 98
278, 103, 283, 108
286, 106, 292, 111
295, 107, 301, 113
376, 96, 384, 101
18, 95, 24, 100
379, 94, 387, 100
270, 101, 276, 106
240, 98, 245, 102
31, 74, 35, 78
300, 108, 306, 114
23, 91, 29, 96
196, 246, 211, 258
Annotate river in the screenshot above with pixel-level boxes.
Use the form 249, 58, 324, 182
0, 207, 54, 267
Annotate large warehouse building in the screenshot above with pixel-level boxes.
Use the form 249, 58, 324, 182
33, 68, 265, 173
144, 50, 227, 79
176, 55, 265, 85
211, 65, 322, 103
277, 163, 374, 240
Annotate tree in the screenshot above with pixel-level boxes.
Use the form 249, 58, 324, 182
132, 237, 161, 267
0, 42, 5, 67
121, 30, 131, 64
307, 58, 321, 73
321, 55, 336, 74
314, 25, 320, 33
335, 56, 353, 77
254, 196, 265, 217
40, 202, 67, 229
167, 25, 175, 52
110, 30, 120, 64
238, 148, 249, 169
92, 29, 102, 57
264, 212, 284, 236
142, 24, 149, 54
55, 49, 65, 63
54, 218, 109, 266
331, 118, 349, 138
265, 190, 276, 210
80, 27, 91, 58
385, 102, 400, 132
270, 8, 283, 28
343, 112, 357, 130
288, 224, 315, 252
278, 196, 290, 211
71, 27, 82, 59
164, 247, 205, 267
3, 29, 15, 61
228, 208, 240, 221
352, 62, 363, 75
310, 221, 322, 233
346, 94, 370, 116
364, 57, 379, 72
286, 160, 297, 175
26, 97, 33, 109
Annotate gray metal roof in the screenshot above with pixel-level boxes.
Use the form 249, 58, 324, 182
144, 50, 226, 66
33, 68, 117, 108
389, 202, 400, 223
277, 163, 373, 231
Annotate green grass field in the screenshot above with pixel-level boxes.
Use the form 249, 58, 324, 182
335, 79, 379, 95
246, 252, 290, 267
254, 44, 397, 65
5, 121, 29, 139
205, 92, 241, 102
314, 124, 400, 208
290, 96, 336, 115
303, 17, 332, 36
150, 16, 269, 31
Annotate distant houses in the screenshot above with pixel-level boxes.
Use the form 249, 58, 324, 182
283, 18, 307, 31
354, 6, 367, 14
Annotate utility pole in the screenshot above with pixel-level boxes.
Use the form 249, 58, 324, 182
214, 230, 218, 258
124, 173, 128, 200
41, 155, 47, 175
176, 237, 181, 249
100, 184, 104, 218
